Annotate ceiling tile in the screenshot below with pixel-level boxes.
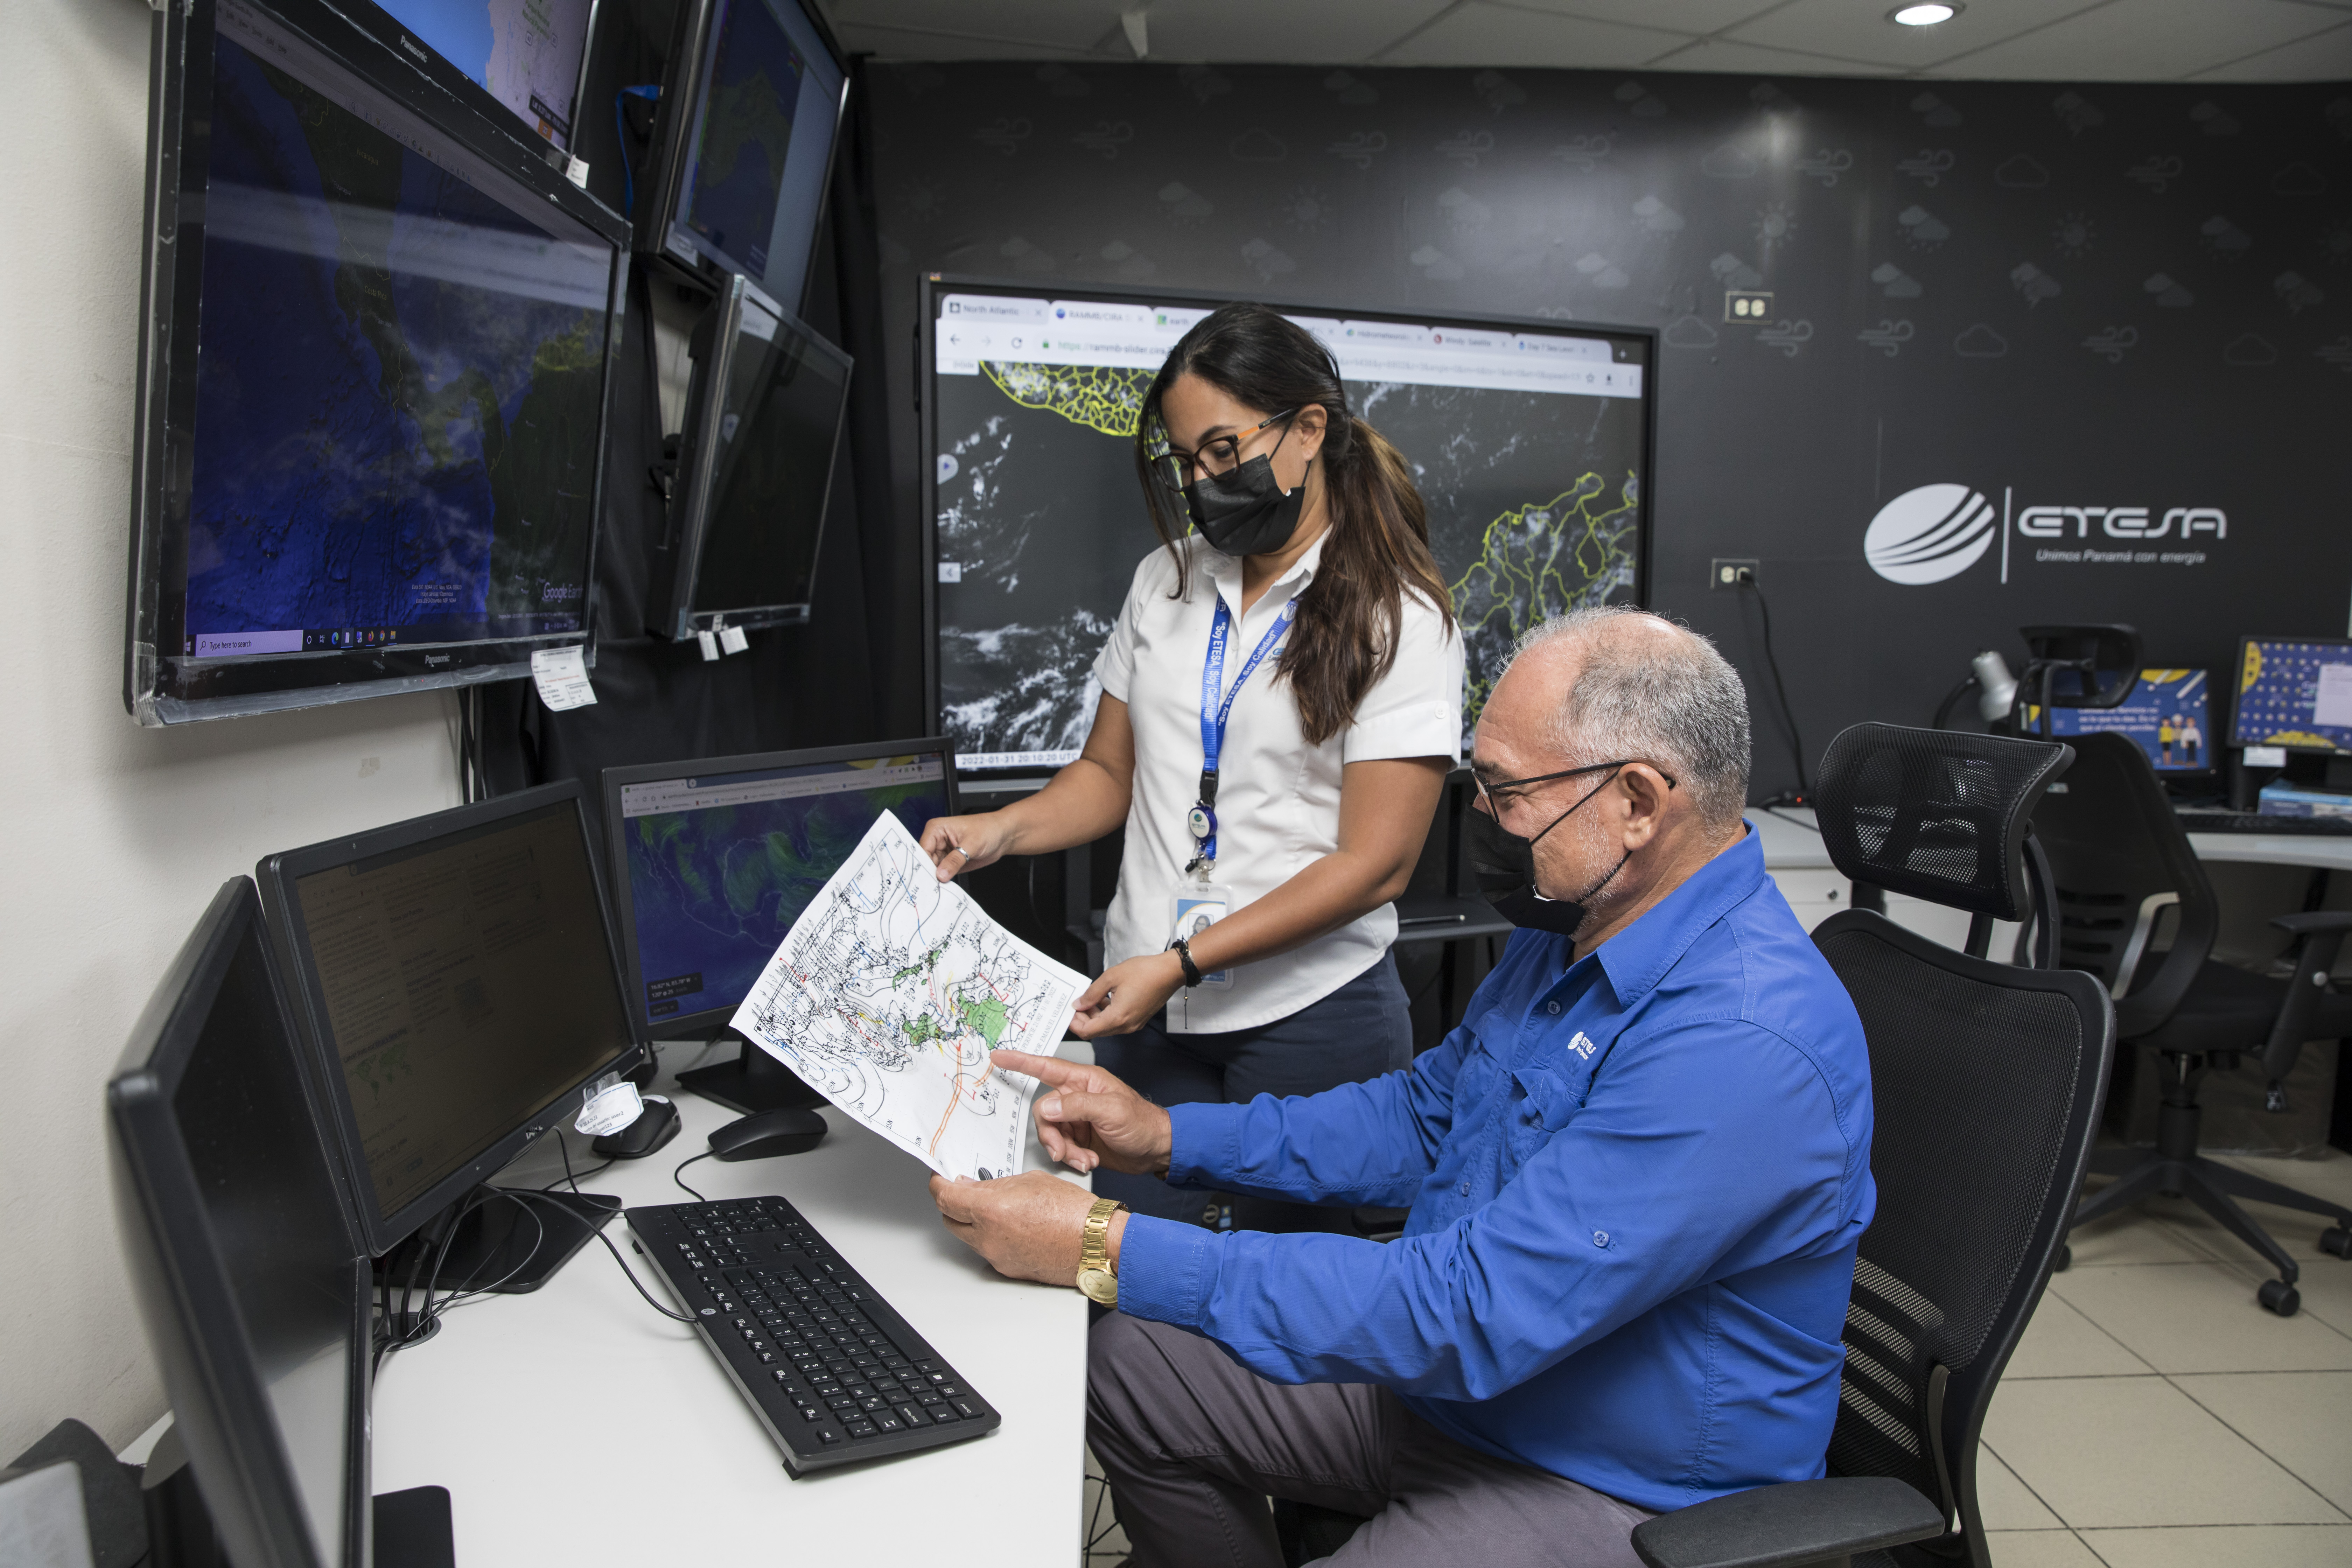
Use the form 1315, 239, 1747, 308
1135, 0, 1456, 64
1727, 0, 2113, 70
2190, 16, 2352, 78
824, 0, 1125, 53
1486, 0, 1780, 30
1636, 35, 1907, 75
1926, 0, 2352, 79
1375, 2, 1691, 66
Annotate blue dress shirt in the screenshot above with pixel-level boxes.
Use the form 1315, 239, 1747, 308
1116, 827, 1875, 1512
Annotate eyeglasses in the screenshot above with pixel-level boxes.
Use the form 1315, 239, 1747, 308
1148, 409, 1297, 495
1473, 759, 1678, 817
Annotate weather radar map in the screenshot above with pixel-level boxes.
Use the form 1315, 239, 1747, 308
684, 0, 806, 278
730, 812, 1084, 1182
932, 292, 1647, 766
182, 13, 611, 657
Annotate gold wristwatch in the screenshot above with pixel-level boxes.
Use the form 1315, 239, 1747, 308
1076, 1196, 1127, 1305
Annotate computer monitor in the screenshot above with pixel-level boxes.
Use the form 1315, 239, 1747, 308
602, 740, 956, 1112
920, 275, 1656, 773
638, 0, 848, 314
2033, 669, 2213, 774
258, 780, 642, 1262
108, 878, 369, 1568
649, 273, 853, 640
369, 0, 598, 153
126, 0, 628, 726
2231, 637, 2352, 755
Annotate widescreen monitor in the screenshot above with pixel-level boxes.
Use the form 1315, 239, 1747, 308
2231, 637, 2352, 755
639, 0, 848, 314
650, 273, 853, 640
258, 781, 642, 1255
371, 0, 597, 152
108, 878, 369, 1568
2032, 669, 2212, 773
920, 275, 1656, 772
126, 0, 628, 726
603, 740, 957, 1039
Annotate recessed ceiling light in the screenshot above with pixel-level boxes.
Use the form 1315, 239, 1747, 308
1890, 3, 1960, 23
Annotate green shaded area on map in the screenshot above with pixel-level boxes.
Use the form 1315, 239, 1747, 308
1451, 473, 1641, 722
955, 990, 1011, 1048
982, 361, 1154, 438
893, 941, 945, 987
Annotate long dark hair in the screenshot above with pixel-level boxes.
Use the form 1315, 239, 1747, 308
1134, 303, 1455, 747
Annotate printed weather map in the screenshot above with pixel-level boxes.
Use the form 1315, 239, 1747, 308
731, 812, 1083, 1182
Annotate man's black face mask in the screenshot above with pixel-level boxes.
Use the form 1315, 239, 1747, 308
1465, 762, 1647, 938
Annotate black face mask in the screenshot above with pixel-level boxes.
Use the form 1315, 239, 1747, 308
1465, 766, 1631, 938
1181, 423, 1307, 557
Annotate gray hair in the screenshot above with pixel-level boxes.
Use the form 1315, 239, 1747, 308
1509, 607, 1752, 832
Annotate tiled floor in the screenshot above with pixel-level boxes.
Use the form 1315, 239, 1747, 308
1077, 1148, 2352, 1565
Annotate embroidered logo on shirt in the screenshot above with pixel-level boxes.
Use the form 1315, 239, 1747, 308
1569, 1031, 1597, 1060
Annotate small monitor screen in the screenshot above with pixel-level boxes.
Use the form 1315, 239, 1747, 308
2034, 669, 2212, 772
686, 296, 850, 625
168, 903, 358, 1566
373, 0, 593, 149
616, 750, 951, 1030
182, 0, 611, 660
669, 0, 842, 311
2232, 638, 2352, 755
289, 802, 634, 1218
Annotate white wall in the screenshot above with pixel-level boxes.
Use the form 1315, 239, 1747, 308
0, 0, 464, 1457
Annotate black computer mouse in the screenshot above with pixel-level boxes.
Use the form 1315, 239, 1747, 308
707, 1107, 828, 1162
593, 1094, 681, 1160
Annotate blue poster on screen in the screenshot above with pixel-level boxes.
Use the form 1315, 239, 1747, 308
2033, 670, 2211, 772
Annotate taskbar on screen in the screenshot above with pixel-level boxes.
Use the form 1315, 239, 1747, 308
185, 614, 585, 659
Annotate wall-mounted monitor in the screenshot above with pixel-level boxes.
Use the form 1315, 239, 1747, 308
650, 273, 853, 640
638, 0, 848, 315
126, 0, 629, 726
370, 0, 598, 154
2231, 637, 2352, 755
920, 274, 1656, 773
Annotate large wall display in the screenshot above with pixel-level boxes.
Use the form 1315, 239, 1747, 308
924, 279, 1652, 770
865, 64, 2351, 792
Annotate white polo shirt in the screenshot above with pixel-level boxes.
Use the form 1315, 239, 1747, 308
1093, 533, 1464, 1033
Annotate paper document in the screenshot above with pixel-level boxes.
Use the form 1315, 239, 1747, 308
730, 811, 1085, 1181
530, 645, 596, 710
2314, 663, 2352, 728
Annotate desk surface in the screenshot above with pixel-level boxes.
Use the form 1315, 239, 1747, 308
366, 1071, 1090, 1564
1745, 806, 2352, 875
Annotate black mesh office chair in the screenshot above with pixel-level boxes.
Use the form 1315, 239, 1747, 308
2031, 730, 2352, 1315
1287, 727, 2116, 1568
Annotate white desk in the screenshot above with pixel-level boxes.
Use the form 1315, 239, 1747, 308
365, 1076, 1090, 1565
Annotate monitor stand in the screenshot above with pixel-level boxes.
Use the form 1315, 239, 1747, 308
374, 1188, 619, 1297
675, 1030, 826, 1115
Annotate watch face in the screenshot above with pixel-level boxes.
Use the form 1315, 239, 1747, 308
1078, 1267, 1119, 1305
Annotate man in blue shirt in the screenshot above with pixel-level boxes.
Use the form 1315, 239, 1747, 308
931, 608, 1874, 1568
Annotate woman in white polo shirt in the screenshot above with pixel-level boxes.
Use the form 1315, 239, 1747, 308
920, 303, 1463, 1230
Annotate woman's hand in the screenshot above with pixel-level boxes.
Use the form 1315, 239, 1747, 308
919, 812, 1019, 881
1066, 951, 1187, 1039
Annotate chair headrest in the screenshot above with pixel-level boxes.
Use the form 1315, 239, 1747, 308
1813, 723, 2074, 920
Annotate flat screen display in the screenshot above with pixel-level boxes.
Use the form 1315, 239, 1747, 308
2232, 637, 2352, 754
373, 0, 593, 150
925, 281, 1653, 771
287, 802, 635, 1218
613, 749, 951, 1031
2033, 668, 2212, 771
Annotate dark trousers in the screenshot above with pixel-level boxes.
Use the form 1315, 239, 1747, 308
1089, 1314, 1655, 1568
1092, 952, 1413, 1234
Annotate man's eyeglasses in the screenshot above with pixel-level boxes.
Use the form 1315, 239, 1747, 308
1148, 409, 1296, 495
1474, 759, 1677, 817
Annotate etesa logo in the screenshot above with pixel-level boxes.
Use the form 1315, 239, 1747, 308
1865, 485, 2228, 585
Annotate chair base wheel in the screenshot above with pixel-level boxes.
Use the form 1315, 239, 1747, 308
2258, 1279, 2301, 1316
2321, 1227, 2352, 1260
2052, 1244, 2071, 1273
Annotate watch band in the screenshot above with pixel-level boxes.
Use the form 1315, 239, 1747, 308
1077, 1196, 1127, 1304
1169, 937, 1204, 988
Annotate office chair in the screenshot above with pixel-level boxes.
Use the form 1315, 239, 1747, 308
1287, 726, 2116, 1568
2031, 730, 2352, 1316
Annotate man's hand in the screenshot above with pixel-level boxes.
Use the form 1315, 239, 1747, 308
994, 1049, 1172, 1176
929, 1170, 1126, 1286
1067, 952, 1186, 1038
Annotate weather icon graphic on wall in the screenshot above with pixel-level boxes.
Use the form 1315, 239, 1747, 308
1864, 484, 1997, 586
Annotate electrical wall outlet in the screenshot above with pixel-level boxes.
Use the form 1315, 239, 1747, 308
1710, 558, 1758, 590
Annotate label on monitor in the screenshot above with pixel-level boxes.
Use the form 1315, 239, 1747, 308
696, 629, 721, 661
720, 624, 749, 655
531, 645, 597, 711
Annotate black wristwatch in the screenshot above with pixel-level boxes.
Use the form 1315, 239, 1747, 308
1169, 937, 1204, 988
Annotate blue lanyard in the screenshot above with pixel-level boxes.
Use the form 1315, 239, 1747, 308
1192, 595, 1296, 865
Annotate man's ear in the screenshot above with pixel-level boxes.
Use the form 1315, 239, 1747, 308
1619, 765, 1672, 848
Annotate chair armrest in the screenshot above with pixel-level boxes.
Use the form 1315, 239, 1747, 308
1630, 1477, 1945, 1568
2268, 911, 2352, 935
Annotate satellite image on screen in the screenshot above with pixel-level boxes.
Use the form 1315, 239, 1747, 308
685, 0, 806, 278
933, 301, 1645, 767
619, 759, 950, 1028
373, 0, 593, 147
182, 29, 611, 658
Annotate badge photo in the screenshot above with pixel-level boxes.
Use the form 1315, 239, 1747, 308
1171, 887, 1235, 988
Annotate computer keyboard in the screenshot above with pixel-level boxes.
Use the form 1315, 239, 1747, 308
626, 1195, 1000, 1475
2176, 809, 2352, 837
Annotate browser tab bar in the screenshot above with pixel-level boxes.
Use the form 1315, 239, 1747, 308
942, 293, 1049, 321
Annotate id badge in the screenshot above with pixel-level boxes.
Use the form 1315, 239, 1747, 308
1171, 885, 1235, 989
